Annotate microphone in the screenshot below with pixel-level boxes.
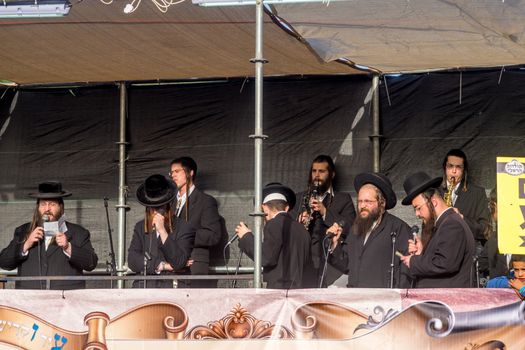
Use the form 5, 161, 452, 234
411, 225, 419, 242
225, 234, 239, 247
326, 220, 346, 238
151, 208, 166, 234
40, 214, 50, 226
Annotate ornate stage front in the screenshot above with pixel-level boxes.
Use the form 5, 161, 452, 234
0, 288, 522, 349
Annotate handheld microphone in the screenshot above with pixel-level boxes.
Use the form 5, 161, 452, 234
40, 214, 50, 226
151, 208, 166, 234
225, 234, 239, 247
326, 220, 346, 238
411, 225, 419, 242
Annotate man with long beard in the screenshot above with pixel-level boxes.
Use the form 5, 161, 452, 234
399, 172, 476, 288
327, 172, 412, 288
289, 155, 356, 287
0, 182, 98, 290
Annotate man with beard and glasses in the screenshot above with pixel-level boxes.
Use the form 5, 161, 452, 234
399, 172, 476, 288
289, 155, 356, 287
327, 172, 412, 288
0, 182, 98, 290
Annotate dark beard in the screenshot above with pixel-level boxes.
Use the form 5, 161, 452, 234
421, 204, 437, 250
352, 207, 381, 236
311, 177, 330, 195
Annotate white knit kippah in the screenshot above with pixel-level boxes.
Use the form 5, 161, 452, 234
263, 192, 286, 204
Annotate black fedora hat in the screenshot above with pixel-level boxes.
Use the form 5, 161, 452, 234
136, 174, 177, 207
354, 172, 397, 210
262, 182, 296, 210
401, 171, 442, 205
28, 181, 72, 199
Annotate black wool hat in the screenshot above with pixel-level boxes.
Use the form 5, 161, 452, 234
401, 171, 442, 205
354, 172, 397, 210
136, 174, 177, 207
28, 181, 72, 199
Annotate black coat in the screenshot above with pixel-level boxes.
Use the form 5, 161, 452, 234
410, 208, 476, 288
238, 212, 312, 289
289, 190, 356, 286
172, 187, 224, 288
0, 222, 98, 290
330, 212, 412, 288
451, 181, 490, 243
127, 220, 195, 288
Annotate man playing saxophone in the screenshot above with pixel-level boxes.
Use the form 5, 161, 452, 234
441, 149, 490, 283
289, 155, 356, 287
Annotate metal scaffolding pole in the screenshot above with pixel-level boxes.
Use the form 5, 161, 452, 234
116, 82, 130, 289
371, 75, 381, 172
248, 0, 267, 288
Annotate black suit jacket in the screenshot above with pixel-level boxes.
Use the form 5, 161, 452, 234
127, 220, 195, 288
452, 181, 490, 243
172, 187, 223, 287
330, 212, 412, 288
289, 190, 356, 286
0, 222, 98, 290
410, 209, 476, 288
238, 212, 312, 289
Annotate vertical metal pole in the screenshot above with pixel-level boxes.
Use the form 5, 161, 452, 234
372, 75, 381, 172
116, 82, 129, 289
248, 0, 267, 288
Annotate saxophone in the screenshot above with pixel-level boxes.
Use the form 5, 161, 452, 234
444, 177, 456, 207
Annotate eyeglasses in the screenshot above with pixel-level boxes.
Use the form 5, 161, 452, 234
413, 201, 429, 213
446, 163, 464, 171
357, 199, 377, 206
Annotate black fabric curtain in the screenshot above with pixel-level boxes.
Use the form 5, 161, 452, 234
0, 75, 372, 200
380, 69, 525, 191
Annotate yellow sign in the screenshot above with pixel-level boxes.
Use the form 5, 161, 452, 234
497, 157, 525, 254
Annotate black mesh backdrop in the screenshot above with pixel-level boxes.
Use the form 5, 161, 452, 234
380, 69, 525, 191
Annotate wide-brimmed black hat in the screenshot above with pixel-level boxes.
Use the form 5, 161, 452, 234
262, 182, 296, 210
28, 181, 72, 199
354, 172, 397, 210
401, 171, 442, 205
136, 174, 177, 207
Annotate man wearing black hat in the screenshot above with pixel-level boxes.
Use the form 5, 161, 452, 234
128, 174, 196, 288
328, 172, 412, 288
235, 183, 311, 289
0, 182, 98, 290
399, 172, 476, 288
289, 155, 356, 287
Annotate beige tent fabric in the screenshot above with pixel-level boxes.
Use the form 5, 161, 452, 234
0, 1, 356, 85
274, 0, 525, 72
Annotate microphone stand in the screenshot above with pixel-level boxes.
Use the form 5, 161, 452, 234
103, 198, 117, 288
390, 231, 397, 289
143, 232, 153, 289
232, 251, 244, 288
319, 235, 333, 288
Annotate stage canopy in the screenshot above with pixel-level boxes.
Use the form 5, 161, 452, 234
1, 0, 525, 85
